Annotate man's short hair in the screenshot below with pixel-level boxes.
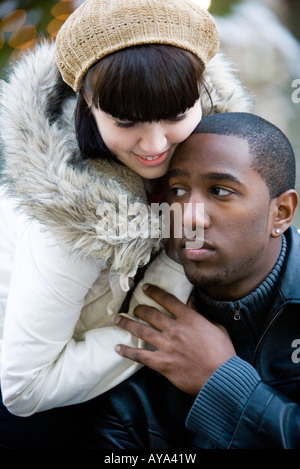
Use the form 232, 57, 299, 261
195, 113, 296, 198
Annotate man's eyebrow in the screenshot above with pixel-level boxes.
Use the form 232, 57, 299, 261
204, 172, 243, 186
168, 169, 242, 186
168, 169, 188, 178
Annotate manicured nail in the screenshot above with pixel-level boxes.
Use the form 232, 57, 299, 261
115, 345, 121, 353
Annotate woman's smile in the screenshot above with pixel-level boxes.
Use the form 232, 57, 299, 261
132, 150, 170, 167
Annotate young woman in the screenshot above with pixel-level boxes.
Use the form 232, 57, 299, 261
0, 0, 252, 448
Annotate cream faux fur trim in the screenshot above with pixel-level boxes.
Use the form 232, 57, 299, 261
0, 41, 252, 283
203, 51, 254, 114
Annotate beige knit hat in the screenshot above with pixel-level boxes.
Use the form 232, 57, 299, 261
55, 0, 220, 92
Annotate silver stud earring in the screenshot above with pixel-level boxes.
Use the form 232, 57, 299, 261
275, 228, 280, 234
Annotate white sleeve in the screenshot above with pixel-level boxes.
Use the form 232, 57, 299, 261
1, 220, 142, 416
127, 250, 194, 317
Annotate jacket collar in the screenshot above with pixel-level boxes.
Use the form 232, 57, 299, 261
274, 225, 300, 305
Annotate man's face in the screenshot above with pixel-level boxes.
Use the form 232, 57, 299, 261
168, 133, 280, 301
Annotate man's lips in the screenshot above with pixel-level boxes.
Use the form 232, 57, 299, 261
181, 239, 215, 261
132, 150, 170, 167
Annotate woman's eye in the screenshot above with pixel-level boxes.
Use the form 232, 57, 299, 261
114, 120, 135, 129
168, 113, 187, 123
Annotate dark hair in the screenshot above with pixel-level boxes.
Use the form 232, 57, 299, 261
194, 112, 296, 199
75, 44, 205, 160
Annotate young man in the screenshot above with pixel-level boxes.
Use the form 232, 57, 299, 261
95, 113, 300, 449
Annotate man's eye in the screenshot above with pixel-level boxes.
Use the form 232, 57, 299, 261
212, 187, 233, 196
171, 188, 188, 197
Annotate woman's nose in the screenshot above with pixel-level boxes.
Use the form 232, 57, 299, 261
138, 123, 168, 154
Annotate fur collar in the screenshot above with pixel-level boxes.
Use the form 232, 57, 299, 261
0, 41, 252, 285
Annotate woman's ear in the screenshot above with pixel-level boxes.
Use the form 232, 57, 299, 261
271, 189, 299, 237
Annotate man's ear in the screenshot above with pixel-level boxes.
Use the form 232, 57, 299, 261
271, 189, 299, 238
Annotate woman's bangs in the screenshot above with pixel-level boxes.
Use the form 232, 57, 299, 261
89, 45, 203, 122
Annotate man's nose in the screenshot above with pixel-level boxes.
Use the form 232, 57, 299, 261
182, 196, 209, 247
139, 123, 168, 154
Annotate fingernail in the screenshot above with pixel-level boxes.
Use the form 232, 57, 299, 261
142, 283, 149, 291
115, 345, 121, 353
114, 315, 121, 324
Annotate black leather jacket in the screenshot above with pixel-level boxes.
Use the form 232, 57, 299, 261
228, 225, 300, 448
88, 226, 300, 449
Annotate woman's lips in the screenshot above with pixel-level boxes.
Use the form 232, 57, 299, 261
133, 150, 169, 167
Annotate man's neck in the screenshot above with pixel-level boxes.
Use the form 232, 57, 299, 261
200, 237, 284, 302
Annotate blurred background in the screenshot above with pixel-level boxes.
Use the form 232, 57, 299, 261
1, 0, 300, 224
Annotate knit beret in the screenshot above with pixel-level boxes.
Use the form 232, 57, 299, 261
55, 0, 220, 92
